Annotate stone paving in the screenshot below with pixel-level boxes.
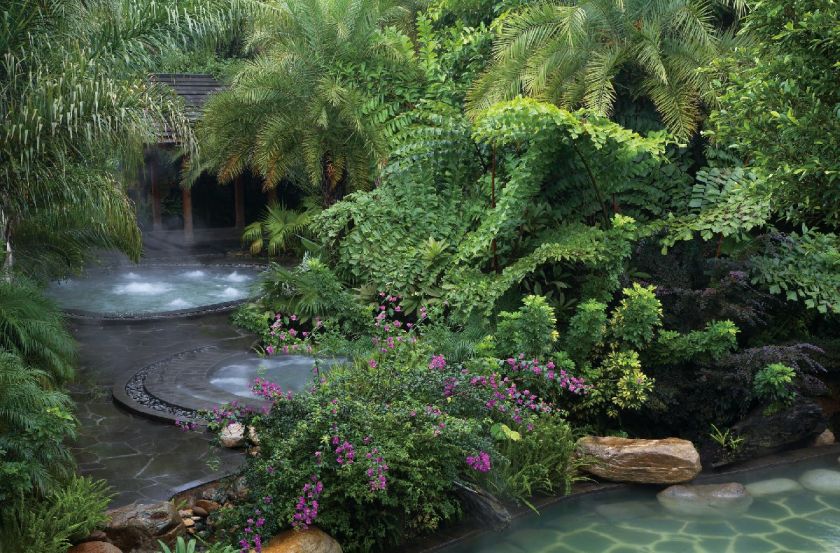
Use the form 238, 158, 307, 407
68, 313, 253, 507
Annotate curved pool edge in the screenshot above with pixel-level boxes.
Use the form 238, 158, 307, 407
57, 261, 268, 324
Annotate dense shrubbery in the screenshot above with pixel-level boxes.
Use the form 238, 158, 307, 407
221, 296, 583, 551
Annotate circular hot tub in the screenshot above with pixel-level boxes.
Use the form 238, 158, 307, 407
47, 263, 264, 320
115, 349, 341, 422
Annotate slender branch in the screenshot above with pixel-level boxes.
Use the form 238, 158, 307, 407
571, 141, 611, 229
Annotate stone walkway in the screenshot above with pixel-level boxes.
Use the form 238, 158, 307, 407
69, 314, 252, 507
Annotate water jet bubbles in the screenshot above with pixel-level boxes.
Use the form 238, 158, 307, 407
114, 282, 173, 295
225, 271, 251, 283
219, 286, 243, 299
183, 270, 206, 278
167, 298, 192, 309
123, 272, 140, 279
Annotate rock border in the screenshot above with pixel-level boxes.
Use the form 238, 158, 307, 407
58, 261, 267, 323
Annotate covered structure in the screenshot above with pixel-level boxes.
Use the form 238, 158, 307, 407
140, 73, 259, 246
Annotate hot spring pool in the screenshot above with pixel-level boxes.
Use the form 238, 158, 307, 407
47, 265, 261, 316
209, 355, 340, 400
443, 453, 840, 553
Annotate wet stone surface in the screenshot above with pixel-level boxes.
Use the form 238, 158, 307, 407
69, 314, 253, 507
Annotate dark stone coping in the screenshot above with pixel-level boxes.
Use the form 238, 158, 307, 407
60, 261, 267, 324
114, 347, 332, 424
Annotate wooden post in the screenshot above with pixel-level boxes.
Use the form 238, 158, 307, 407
182, 186, 194, 244
150, 161, 162, 230
234, 177, 246, 228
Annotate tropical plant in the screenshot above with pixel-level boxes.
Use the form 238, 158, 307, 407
0, 278, 75, 384
469, 0, 737, 138
200, 0, 421, 206
0, 0, 245, 278
242, 202, 322, 256
707, 0, 840, 226
496, 295, 558, 359
1, 476, 112, 553
752, 363, 796, 408
0, 350, 77, 502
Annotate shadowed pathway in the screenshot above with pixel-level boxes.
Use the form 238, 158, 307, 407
68, 313, 252, 506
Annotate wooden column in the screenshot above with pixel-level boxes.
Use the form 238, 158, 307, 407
182, 186, 194, 244
150, 162, 162, 230
234, 177, 246, 228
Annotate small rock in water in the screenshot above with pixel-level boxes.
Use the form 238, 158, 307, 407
657, 482, 753, 517
745, 478, 803, 497
800, 469, 840, 495
220, 423, 246, 448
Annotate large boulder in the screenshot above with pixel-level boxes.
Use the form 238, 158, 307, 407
724, 399, 826, 465
657, 483, 753, 517
105, 501, 184, 552
262, 528, 342, 553
68, 543, 122, 553
576, 436, 701, 484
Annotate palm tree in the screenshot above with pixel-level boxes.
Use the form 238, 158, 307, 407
468, 0, 737, 139
242, 201, 322, 256
199, 0, 419, 206
0, 0, 247, 278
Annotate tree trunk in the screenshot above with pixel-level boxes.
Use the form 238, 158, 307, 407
0, 204, 13, 278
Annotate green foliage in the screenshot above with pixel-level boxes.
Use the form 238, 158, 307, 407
563, 299, 608, 366
1, 0, 240, 278
750, 230, 840, 314
252, 259, 368, 332
660, 167, 772, 251
707, 0, 840, 226
653, 321, 739, 364
580, 350, 653, 419
470, 0, 733, 138
0, 350, 77, 502
1, 476, 111, 553
496, 295, 558, 359
609, 283, 663, 349
0, 278, 75, 384
752, 363, 796, 408
491, 415, 579, 505
200, 0, 421, 205
709, 423, 743, 453
242, 203, 322, 257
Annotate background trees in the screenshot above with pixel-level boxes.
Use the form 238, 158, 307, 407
468, 0, 738, 139
200, 0, 422, 207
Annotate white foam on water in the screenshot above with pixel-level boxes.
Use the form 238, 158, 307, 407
167, 298, 192, 309
113, 282, 173, 295
218, 286, 243, 298
183, 270, 206, 278
224, 271, 251, 283
123, 272, 141, 279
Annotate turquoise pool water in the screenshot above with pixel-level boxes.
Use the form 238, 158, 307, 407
443, 454, 840, 553
47, 266, 260, 315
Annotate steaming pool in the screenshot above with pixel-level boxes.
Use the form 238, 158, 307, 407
443, 453, 840, 553
46, 265, 262, 316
